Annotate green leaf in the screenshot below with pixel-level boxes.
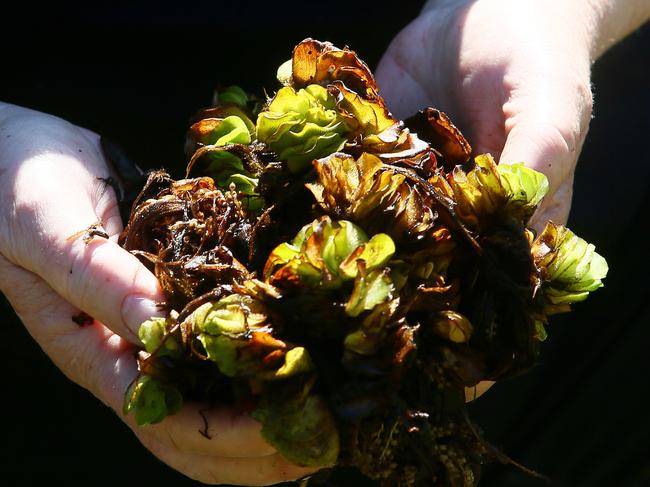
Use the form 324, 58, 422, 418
532, 222, 608, 309
224, 173, 258, 194
264, 217, 394, 291
191, 295, 267, 335
138, 317, 181, 358
202, 151, 246, 182
198, 334, 244, 377
190, 115, 256, 197
534, 320, 548, 341
138, 317, 166, 354
211, 115, 252, 146
345, 269, 393, 317
450, 154, 507, 229
256, 85, 348, 173
192, 145, 262, 209
322, 220, 368, 275
222, 173, 264, 211
339, 233, 395, 279
343, 329, 375, 355
253, 389, 339, 467
264, 242, 301, 272
329, 80, 395, 136
343, 298, 399, 355
123, 375, 182, 426
498, 162, 549, 221
217, 86, 248, 108
284, 133, 346, 173
263, 347, 313, 380
189, 294, 280, 376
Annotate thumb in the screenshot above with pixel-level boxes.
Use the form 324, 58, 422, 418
8, 147, 163, 345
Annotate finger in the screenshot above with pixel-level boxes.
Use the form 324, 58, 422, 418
499, 75, 592, 227
138, 436, 317, 486
500, 121, 577, 191
0, 257, 276, 459
0, 252, 130, 392
499, 121, 579, 227
8, 148, 163, 344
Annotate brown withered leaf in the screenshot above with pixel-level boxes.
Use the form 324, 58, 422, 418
346, 122, 431, 163
120, 172, 253, 307
329, 81, 395, 138
405, 108, 472, 169
307, 152, 437, 242
392, 321, 419, 367
413, 280, 460, 312
292, 38, 381, 101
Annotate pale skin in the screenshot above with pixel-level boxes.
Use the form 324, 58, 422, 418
1, 1, 648, 485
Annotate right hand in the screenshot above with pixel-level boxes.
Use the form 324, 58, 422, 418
376, 0, 596, 230
0, 103, 316, 485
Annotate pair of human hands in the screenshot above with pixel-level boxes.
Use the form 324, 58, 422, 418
0, 1, 595, 484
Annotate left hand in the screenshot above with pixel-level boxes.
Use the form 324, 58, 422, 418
0, 104, 316, 485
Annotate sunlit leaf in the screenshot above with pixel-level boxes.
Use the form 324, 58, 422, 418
329, 81, 395, 137
498, 162, 549, 221
339, 233, 395, 280
264, 216, 395, 294
191, 295, 266, 335
138, 317, 181, 358
532, 222, 608, 312
199, 334, 245, 377
345, 268, 393, 318
276, 59, 293, 86
256, 85, 347, 172
449, 154, 506, 229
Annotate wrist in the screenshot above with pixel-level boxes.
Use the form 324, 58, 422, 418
582, 0, 650, 60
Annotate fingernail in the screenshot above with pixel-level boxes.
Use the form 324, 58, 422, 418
121, 294, 165, 342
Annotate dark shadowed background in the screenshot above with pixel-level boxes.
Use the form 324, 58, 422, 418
1, 2, 649, 485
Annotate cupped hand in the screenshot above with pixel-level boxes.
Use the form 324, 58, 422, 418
376, 0, 595, 229
0, 103, 315, 485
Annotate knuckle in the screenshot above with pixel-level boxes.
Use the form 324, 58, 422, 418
575, 80, 594, 131
65, 241, 95, 308
65, 238, 113, 313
